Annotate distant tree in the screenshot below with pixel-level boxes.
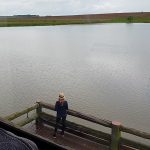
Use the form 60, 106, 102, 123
127, 16, 133, 23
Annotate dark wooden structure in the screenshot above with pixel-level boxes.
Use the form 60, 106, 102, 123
2, 101, 150, 150
0, 117, 68, 150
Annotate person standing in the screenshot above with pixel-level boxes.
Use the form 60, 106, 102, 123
53, 92, 68, 138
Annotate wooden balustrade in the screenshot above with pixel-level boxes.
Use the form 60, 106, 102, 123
4, 104, 38, 121
3, 101, 150, 150
37, 101, 150, 150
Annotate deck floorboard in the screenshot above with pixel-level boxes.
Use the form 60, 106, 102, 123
25, 123, 109, 150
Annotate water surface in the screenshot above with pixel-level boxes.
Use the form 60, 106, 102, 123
0, 24, 150, 134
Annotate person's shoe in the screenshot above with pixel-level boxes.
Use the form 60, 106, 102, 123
53, 133, 56, 138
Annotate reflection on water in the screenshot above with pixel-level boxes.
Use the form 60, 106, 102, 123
0, 24, 150, 133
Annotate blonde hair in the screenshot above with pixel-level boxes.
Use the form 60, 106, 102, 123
59, 92, 65, 100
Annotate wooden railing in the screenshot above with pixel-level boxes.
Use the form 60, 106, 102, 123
0, 116, 68, 150
4, 104, 39, 127
4, 101, 150, 150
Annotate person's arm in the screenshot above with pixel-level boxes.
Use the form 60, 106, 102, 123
66, 101, 68, 110
55, 101, 58, 111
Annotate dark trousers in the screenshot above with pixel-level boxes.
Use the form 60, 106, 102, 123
54, 116, 66, 133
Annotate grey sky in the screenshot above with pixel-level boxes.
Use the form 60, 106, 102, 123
0, 0, 149, 16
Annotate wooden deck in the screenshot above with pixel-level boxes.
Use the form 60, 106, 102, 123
25, 123, 109, 150
4, 101, 150, 150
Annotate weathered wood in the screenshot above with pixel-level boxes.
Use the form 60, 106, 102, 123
38, 101, 150, 149
36, 102, 42, 115
120, 137, 150, 150
40, 112, 111, 141
39, 112, 110, 146
0, 117, 69, 150
43, 118, 110, 146
4, 104, 38, 121
68, 109, 111, 128
38, 101, 112, 128
120, 125, 150, 139
120, 145, 137, 150
3, 101, 150, 150
110, 121, 121, 150
36, 103, 42, 124
16, 113, 38, 127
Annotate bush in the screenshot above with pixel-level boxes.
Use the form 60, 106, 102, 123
127, 16, 133, 23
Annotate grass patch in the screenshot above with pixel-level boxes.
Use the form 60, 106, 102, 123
0, 17, 150, 27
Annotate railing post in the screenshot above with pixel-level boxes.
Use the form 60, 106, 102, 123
36, 101, 42, 125
110, 121, 121, 150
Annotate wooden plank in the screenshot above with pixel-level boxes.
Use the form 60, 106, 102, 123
120, 145, 137, 150
120, 137, 150, 150
28, 123, 109, 150
39, 112, 110, 146
40, 112, 111, 140
16, 113, 38, 127
68, 109, 111, 128
121, 125, 150, 140
38, 101, 111, 128
0, 117, 69, 150
4, 104, 38, 121
42, 118, 110, 146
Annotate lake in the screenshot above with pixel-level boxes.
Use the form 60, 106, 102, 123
0, 23, 150, 134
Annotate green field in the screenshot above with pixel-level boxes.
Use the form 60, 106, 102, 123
0, 14, 150, 27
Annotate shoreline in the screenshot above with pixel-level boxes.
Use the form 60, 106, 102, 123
0, 12, 150, 27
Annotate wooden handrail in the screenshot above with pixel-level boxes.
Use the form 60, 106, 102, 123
4, 104, 39, 121
38, 101, 150, 139
120, 125, 150, 139
0, 117, 68, 150
37, 101, 112, 128
37, 101, 150, 150
120, 137, 150, 150
16, 113, 38, 127
39, 112, 111, 146
3, 101, 149, 150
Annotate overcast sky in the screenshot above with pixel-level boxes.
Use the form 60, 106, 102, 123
0, 0, 150, 16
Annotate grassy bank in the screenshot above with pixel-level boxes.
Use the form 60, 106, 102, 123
111, 17, 150, 23
0, 13, 150, 27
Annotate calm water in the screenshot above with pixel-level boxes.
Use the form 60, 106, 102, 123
0, 24, 150, 133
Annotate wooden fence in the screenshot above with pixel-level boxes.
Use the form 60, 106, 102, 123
4, 101, 150, 150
